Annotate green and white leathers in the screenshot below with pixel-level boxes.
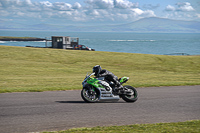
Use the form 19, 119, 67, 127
81, 72, 138, 103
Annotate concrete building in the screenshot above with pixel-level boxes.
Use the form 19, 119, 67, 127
51, 36, 79, 49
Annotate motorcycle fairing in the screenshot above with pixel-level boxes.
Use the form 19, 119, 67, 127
87, 77, 104, 89
86, 77, 120, 101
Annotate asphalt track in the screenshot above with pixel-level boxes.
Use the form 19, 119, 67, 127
0, 85, 200, 133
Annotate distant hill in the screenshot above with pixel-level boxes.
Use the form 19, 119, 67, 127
116, 17, 200, 33
1, 17, 200, 33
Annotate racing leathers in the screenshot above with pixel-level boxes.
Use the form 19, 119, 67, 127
97, 69, 123, 90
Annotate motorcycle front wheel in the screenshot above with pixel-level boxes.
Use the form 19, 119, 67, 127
121, 85, 138, 102
81, 87, 99, 103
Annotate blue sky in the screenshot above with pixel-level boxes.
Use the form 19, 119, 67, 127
0, 0, 200, 26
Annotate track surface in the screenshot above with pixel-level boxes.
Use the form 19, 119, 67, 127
0, 86, 200, 133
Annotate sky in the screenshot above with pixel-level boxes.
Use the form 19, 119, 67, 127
0, 0, 200, 26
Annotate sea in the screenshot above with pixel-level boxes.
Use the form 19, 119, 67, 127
0, 30, 200, 55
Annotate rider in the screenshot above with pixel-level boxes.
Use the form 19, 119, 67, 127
92, 65, 123, 91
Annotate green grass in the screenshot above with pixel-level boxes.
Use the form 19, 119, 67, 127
43, 120, 200, 133
0, 46, 200, 93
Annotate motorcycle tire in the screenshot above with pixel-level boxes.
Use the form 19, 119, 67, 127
121, 85, 138, 102
81, 87, 100, 103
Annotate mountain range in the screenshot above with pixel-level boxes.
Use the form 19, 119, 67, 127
1, 17, 200, 33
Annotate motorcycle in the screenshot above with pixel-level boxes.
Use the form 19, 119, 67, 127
81, 72, 138, 103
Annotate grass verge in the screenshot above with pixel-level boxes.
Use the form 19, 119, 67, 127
0, 46, 200, 93
43, 120, 200, 133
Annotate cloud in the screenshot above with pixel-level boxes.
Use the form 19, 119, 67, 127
143, 4, 160, 10
0, 0, 155, 24
40, 1, 53, 7
165, 5, 175, 11
0, 0, 33, 8
84, 0, 138, 9
85, 0, 114, 9
165, 2, 195, 12
73, 2, 82, 9
176, 2, 194, 12
114, 0, 139, 9
52, 2, 73, 11
164, 2, 198, 21
131, 8, 155, 18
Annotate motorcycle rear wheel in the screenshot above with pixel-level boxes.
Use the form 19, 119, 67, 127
81, 87, 99, 103
121, 85, 138, 102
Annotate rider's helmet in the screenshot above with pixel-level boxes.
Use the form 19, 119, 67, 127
93, 65, 102, 76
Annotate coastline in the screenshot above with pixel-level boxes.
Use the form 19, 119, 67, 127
0, 36, 45, 41
1, 32, 199, 55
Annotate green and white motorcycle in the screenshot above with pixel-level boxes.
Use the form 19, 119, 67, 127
81, 72, 138, 103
